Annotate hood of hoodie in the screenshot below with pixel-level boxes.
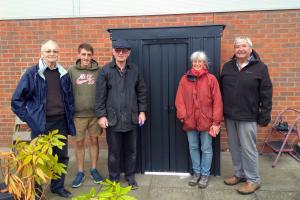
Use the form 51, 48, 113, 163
75, 59, 99, 70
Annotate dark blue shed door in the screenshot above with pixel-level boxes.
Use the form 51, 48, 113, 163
143, 39, 189, 172
108, 25, 225, 175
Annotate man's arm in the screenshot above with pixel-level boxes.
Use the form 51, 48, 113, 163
258, 65, 273, 126
11, 69, 34, 121
65, 73, 75, 116
95, 68, 109, 128
136, 70, 147, 126
136, 71, 147, 112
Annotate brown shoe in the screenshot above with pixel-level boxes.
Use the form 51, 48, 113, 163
224, 175, 247, 186
237, 182, 260, 195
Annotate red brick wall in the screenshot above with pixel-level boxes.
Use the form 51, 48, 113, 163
0, 10, 299, 150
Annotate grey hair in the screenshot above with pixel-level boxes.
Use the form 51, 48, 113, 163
41, 40, 59, 52
234, 36, 253, 48
190, 51, 208, 64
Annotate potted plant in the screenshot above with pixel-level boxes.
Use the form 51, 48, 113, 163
72, 179, 136, 200
0, 130, 67, 200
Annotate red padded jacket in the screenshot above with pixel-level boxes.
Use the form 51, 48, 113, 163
175, 68, 223, 132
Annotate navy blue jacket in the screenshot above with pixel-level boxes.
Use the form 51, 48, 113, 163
11, 59, 76, 138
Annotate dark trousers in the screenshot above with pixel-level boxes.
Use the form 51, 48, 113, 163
44, 115, 69, 192
107, 128, 137, 182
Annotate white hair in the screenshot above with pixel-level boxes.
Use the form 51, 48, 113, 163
41, 40, 59, 52
234, 36, 253, 48
190, 51, 208, 64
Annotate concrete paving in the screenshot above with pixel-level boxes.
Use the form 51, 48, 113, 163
49, 149, 300, 200
1, 148, 300, 200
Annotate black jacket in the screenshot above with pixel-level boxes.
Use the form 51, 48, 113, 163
220, 50, 273, 126
95, 61, 147, 132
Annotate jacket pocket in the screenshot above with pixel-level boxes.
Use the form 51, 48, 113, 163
198, 109, 213, 130
183, 110, 195, 130
24, 108, 40, 135
107, 108, 117, 127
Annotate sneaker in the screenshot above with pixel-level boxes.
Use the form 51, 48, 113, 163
90, 168, 104, 184
198, 175, 209, 189
188, 174, 201, 186
72, 172, 85, 188
127, 179, 139, 190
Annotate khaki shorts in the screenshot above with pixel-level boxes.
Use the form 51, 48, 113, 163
74, 117, 102, 141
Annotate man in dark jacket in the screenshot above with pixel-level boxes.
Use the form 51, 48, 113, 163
96, 39, 147, 189
11, 40, 75, 198
221, 36, 272, 194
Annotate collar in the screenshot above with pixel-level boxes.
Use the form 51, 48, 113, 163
38, 58, 67, 79
186, 67, 208, 82
42, 59, 58, 69
236, 55, 253, 71
109, 60, 132, 69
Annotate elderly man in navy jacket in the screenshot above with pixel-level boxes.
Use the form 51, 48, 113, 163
221, 36, 272, 195
11, 40, 75, 198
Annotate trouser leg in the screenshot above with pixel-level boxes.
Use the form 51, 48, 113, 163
237, 121, 260, 184
107, 129, 122, 181
225, 118, 245, 178
200, 131, 213, 176
44, 115, 69, 192
123, 129, 137, 181
187, 130, 201, 175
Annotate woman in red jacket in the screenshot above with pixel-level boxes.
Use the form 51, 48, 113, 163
175, 51, 223, 188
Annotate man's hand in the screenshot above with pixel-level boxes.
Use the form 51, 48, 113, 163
98, 117, 109, 129
138, 112, 146, 126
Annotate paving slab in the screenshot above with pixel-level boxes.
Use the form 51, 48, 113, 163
256, 191, 300, 200
1, 148, 300, 200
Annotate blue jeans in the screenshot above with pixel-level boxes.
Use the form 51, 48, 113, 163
187, 130, 213, 176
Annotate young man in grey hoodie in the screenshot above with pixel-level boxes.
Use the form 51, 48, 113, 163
69, 43, 104, 188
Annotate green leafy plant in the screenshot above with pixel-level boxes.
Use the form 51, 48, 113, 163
72, 179, 136, 200
0, 130, 67, 200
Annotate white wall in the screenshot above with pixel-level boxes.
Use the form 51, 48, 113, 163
0, 0, 299, 20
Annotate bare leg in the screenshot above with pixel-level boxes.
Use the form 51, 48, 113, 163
75, 139, 85, 172
89, 136, 99, 169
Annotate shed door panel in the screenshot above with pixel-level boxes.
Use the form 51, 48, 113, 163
142, 39, 190, 172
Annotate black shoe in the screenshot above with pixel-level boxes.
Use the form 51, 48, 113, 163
63, 189, 71, 196
127, 179, 139, 190
52, 189, 72, 198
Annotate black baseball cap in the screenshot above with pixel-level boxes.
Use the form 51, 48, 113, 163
112, 39, 131, 49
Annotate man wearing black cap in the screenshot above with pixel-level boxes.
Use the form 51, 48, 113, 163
95, 39, 147, 189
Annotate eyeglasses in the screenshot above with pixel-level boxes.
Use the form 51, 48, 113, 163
114, 48, 130, 54
44, 50, 59, 54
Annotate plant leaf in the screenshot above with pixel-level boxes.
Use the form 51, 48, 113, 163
23, 155, 32, 165
119, 186, 132, 195
122, 195, 137, 200
36, 168, 48, 183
